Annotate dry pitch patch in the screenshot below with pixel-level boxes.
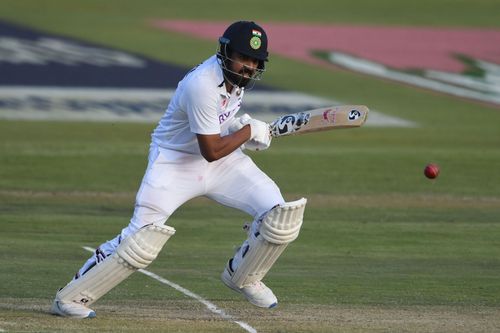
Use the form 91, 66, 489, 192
0, 298, 499, 333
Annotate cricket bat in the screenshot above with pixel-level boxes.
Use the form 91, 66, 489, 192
269, 105, 369, 137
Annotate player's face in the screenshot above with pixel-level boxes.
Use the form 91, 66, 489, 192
227, 51, 260, 87
229, 52, 259, 79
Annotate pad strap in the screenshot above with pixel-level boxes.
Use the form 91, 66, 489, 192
230, 198, 306, 287
56, 224, 175, 306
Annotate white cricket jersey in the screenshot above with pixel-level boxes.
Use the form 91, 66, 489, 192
151, 55, 244, 154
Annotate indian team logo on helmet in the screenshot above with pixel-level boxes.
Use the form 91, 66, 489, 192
250, 37, 261, 49
250, 29, 262, 50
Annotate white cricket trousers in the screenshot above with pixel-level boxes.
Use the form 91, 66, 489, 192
127, 144, 285, 236
76, 144, 284, 277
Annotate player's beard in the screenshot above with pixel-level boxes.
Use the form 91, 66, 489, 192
223, 68, 252, 88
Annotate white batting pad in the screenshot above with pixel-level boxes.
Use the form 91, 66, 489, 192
56, 224, 175, 306
230, 198, 306, 287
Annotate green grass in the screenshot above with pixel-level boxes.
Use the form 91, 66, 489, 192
1, 120, 499, 332
2, 0, 500, 28
1, 1, 500, 332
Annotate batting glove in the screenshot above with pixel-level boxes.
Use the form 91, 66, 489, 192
244, 118, 272, 151
227, 114, 252, 134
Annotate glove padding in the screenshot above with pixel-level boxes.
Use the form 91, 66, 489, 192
227, 114, 250, 134
245, 118, 272, 151
228, 114, 272, 151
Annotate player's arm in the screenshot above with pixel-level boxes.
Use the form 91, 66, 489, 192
185, 76, 270, 161
197, 116, 272, 162
196, 126, 251, 162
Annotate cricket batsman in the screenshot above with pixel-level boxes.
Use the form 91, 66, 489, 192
51, 20, 307, 318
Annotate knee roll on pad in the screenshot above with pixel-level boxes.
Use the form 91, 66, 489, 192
117, 224, 175, 269
56, 224, 175, 306
230, 198, 307, 288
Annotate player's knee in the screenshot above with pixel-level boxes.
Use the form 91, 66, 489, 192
117, 224, 176, 269
130, 203, 171, 230
259, 198, 307, 244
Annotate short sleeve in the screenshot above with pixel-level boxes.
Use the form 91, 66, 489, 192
183, 76, 221, 135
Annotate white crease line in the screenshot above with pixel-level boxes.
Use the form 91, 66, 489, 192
82, 246, 257, 333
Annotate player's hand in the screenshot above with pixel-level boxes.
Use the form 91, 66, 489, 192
227, 114, 252, 134
228, 114, 272, 151
245, 118, 272, 151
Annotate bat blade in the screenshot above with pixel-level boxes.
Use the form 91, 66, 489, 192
269, 105, 369, 138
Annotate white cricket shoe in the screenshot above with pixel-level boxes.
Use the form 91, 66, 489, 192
51, 299, 96, 319
221, 265, 278, 308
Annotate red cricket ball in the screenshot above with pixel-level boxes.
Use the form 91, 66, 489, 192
424, 163, 440, 179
